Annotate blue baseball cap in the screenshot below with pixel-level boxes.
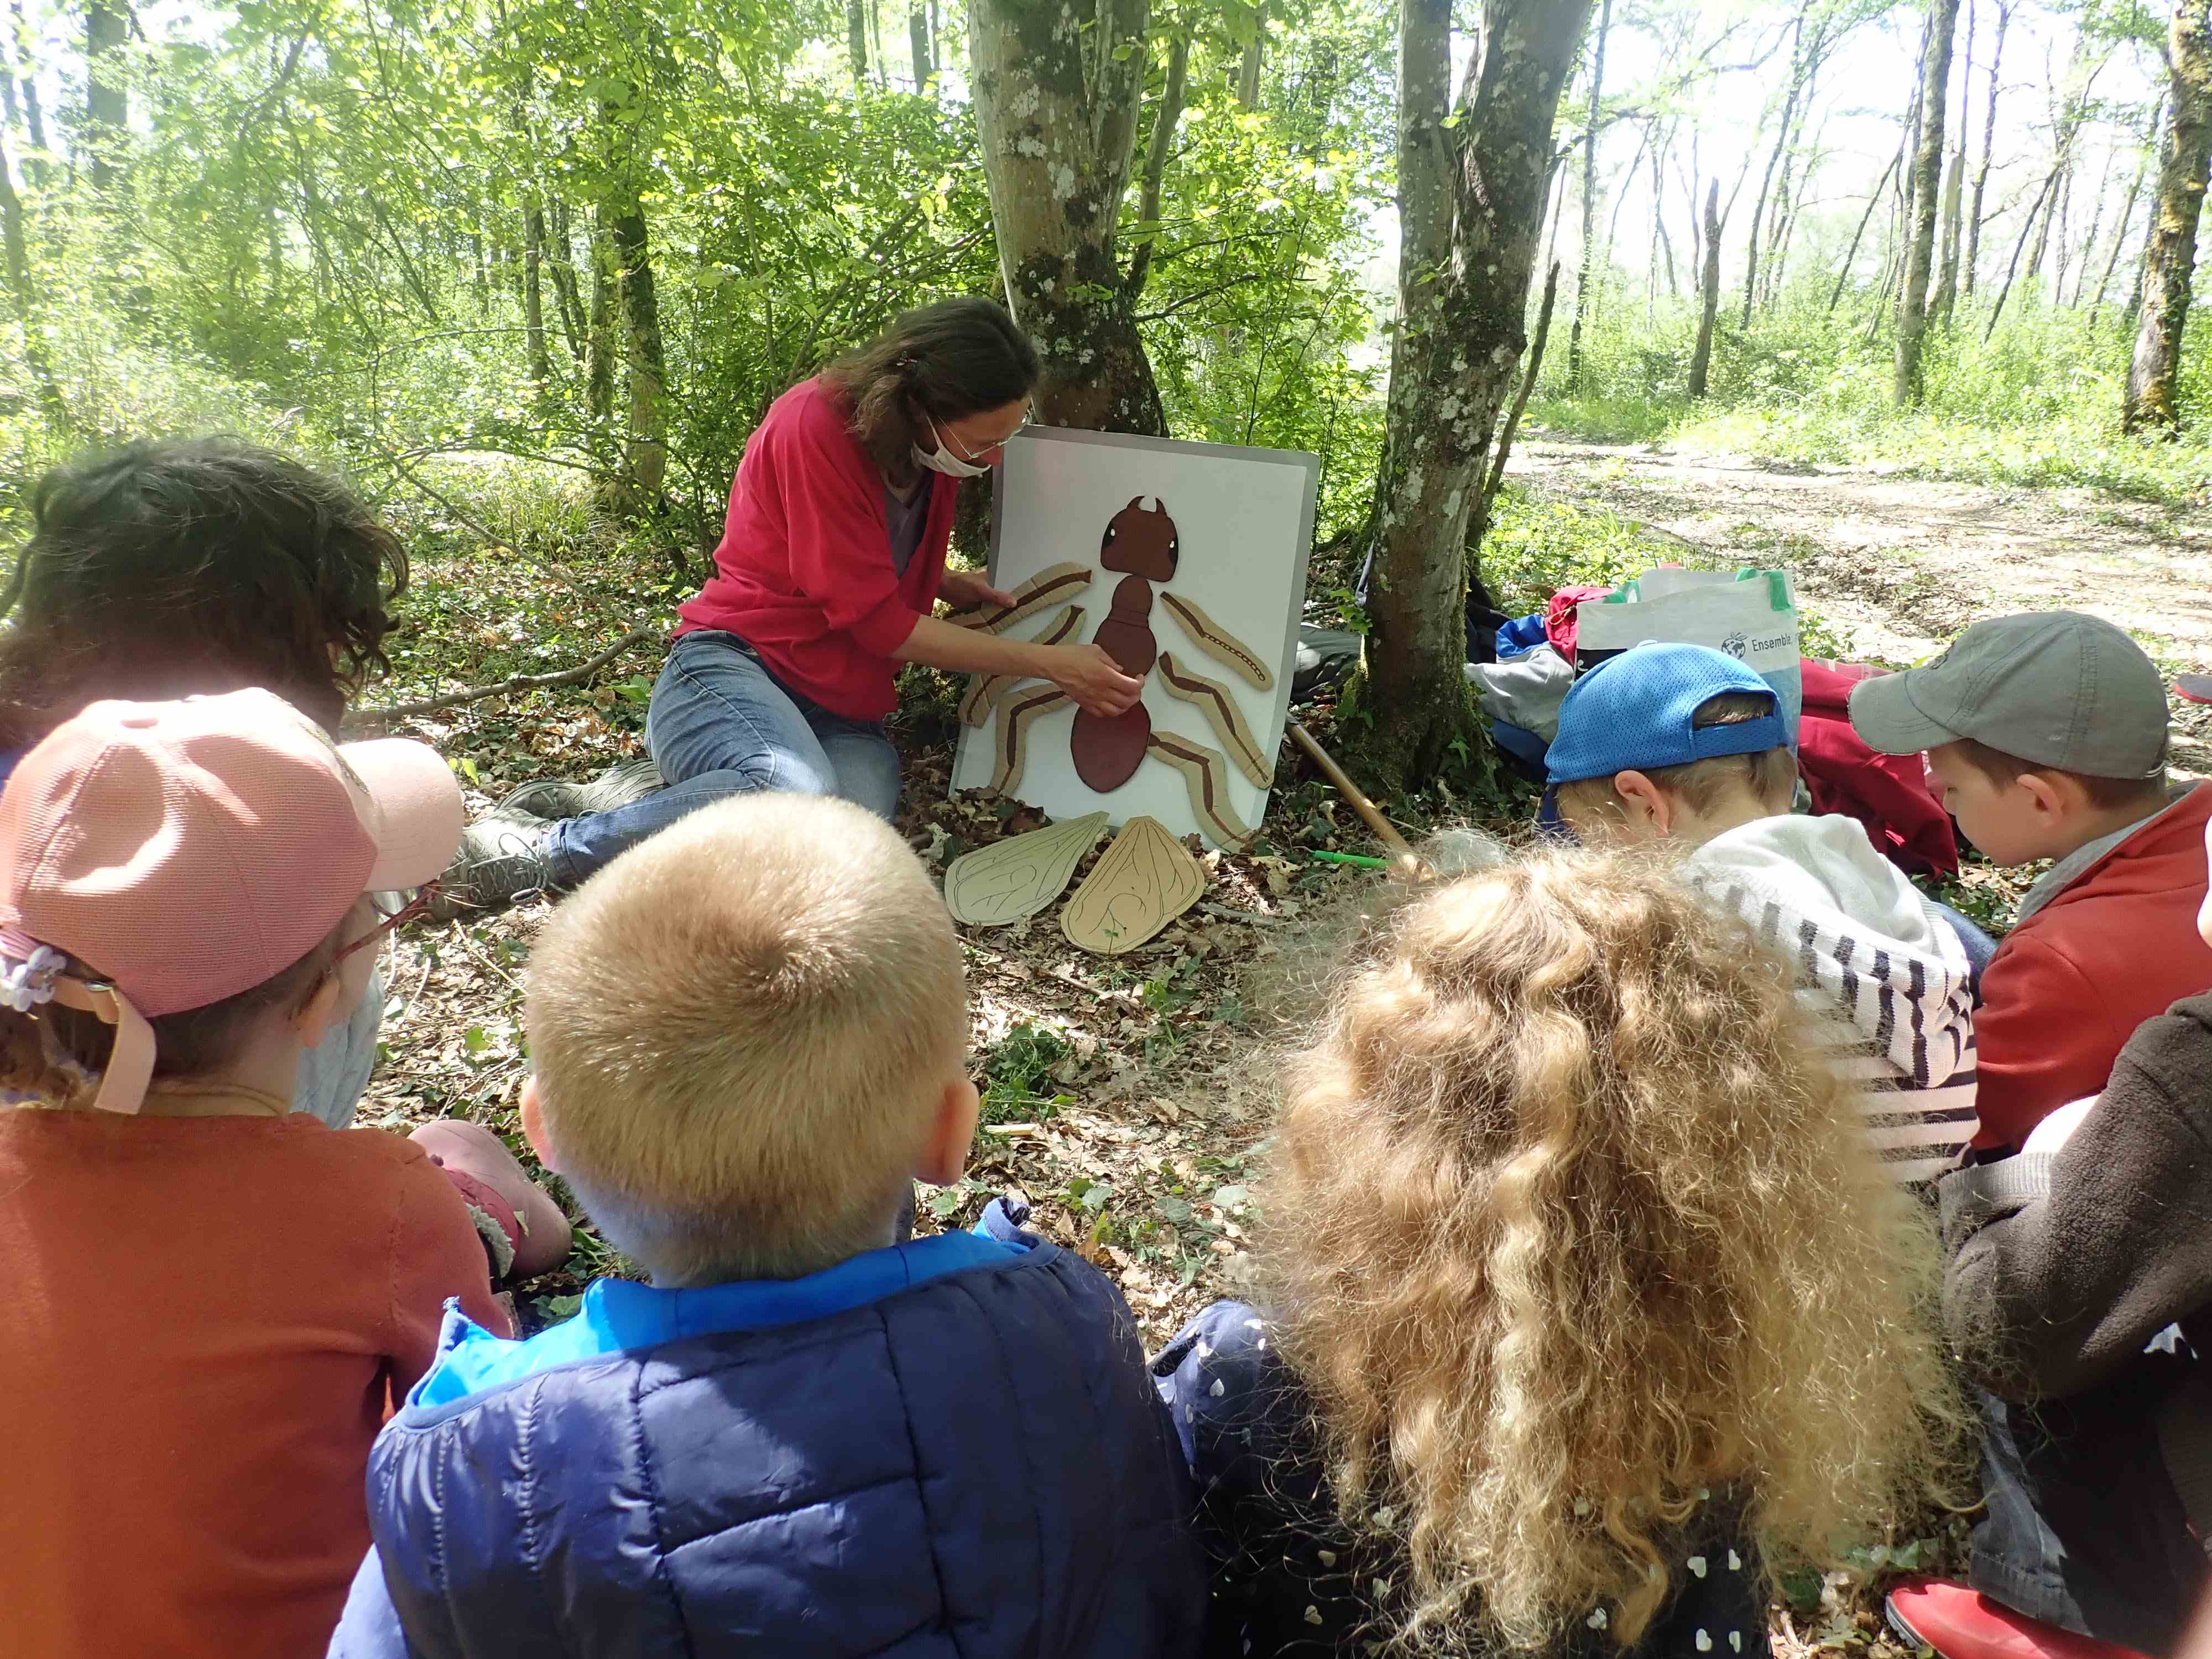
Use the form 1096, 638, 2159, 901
1546, 643, 1790, 785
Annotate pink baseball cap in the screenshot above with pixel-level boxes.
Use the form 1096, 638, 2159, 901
0, 688, 463, 1114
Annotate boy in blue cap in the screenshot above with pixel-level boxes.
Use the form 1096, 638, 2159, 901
1549, 642, 1979, 1183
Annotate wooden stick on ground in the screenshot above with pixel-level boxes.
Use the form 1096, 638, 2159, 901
349, 625, 656, 724
1285, 720, 1426, 880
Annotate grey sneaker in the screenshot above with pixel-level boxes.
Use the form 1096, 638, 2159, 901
430, 815, 556, 919
497, 757, 665, 822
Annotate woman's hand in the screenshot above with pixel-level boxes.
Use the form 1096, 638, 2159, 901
1047, 643, 1144, 717
938, 568, 1018, 613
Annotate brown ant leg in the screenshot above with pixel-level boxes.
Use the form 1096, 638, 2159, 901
991, 684, 1074, 795
1145, 731, 1256, 849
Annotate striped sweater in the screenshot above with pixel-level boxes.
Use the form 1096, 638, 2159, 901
1688, 813, 1979, 1185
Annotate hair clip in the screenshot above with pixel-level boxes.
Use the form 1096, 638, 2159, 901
0, 938, 65, 1014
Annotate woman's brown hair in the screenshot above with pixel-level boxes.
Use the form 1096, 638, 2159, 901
1260, 848, 1962, 1650
820, 297, 1040, 479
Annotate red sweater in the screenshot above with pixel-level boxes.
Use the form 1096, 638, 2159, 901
677, 378, 956, 720
1973, 784, 2212, 1151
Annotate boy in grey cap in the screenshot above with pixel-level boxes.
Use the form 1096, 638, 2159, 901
1849, 609, 2210, 1157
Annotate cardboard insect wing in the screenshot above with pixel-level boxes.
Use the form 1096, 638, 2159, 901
947, 429, 1318, 850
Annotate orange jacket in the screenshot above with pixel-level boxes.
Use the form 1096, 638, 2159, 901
1973, 784, 2212, 1151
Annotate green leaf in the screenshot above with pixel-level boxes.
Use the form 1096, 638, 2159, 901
463, 1026, 490, 1055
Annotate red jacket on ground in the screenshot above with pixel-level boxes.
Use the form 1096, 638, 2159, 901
1973, 784, 2212, 1151
676, 377, 956, 721
1798, 659, 1960, 878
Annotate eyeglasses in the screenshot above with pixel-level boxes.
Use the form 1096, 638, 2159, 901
333, 883, 440, 964
941, 403, 1035, 464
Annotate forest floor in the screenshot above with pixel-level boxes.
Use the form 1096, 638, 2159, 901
342, 430, 2212, 1653
1513, 433, 2212, 778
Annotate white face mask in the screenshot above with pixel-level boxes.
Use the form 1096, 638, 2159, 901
912, 414, 995, 479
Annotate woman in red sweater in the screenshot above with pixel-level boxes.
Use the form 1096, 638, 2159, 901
442, 299, 1140, 912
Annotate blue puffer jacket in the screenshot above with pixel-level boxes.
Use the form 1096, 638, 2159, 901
331, 1207, 1205, 1658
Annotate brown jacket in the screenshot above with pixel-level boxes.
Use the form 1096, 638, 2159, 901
1942, 991, 2212, 1401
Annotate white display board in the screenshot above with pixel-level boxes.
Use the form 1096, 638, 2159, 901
948, 427, 1318, 848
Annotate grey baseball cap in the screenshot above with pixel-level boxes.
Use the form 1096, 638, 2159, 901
1848, 611, 2169, 778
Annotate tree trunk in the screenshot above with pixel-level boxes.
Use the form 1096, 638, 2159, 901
547, 197, 587, 365
523, 200, 550, 385
85, 0, 128, 192
970, 0, 1162, 434
2126, 0, 2212, 435
2090, 116, 2156, 331
611, 201, 667, 507
1741, 3, 1812, 329
1689, 178, 1721, 395
1965, 0, 2010, 300
910, 4, 934, 91
847, 0, 869, 88
1830, 153, 1903, 311
1984, 167, 2059, 341
1356, 0, 1596, 792
1238, 2, 1264, 108
1651, 142, 1679, 298
1125, 28, 1188, 302
1895, 0, 1962, 404
1565, 0, 1611, 389
586, 213, 615, 431
2069, 142, 2118, 307
1932, 147, 1966, 323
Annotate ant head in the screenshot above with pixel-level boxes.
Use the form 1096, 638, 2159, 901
1100, 494, 1178, 581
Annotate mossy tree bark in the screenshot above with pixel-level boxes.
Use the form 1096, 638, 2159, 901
1351, 0, 1596, 794
969, 0, 1165, 435
1895, 0, 1961, 404
2125, 0, 2212, 436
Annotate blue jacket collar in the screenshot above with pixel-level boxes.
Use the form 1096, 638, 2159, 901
411, 1229, 1025, 1411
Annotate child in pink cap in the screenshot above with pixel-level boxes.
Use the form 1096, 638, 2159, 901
0, 688, 563, 1659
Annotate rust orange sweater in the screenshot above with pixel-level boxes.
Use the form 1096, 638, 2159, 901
0, 1108, 512, 1659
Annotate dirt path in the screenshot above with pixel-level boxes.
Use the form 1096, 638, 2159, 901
1513, 436, 2212, 670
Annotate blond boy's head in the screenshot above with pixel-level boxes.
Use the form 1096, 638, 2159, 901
1547, 644, 1798, 849
521, 794, 975, 1287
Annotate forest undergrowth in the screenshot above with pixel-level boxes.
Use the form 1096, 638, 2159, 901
304, 427, 2212, 1653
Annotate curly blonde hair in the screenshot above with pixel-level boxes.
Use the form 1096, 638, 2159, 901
1259, 848, 1961, 1651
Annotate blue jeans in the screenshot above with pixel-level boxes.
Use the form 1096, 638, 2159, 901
542, 630, 901, 887
1970, 1374, 2203, 1653
1929, 898, 1999, 994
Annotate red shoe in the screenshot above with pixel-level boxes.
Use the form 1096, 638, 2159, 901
1886, 1579, 2152, 1659
2176, 674, 2212, 706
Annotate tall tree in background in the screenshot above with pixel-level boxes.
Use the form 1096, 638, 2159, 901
1964, 0, 2009, 298
1356, 0, 1596, 789
1895, 0, 1961, 403
909, 4, 933, 90
1566, 0, 1612, 388
846, 0, 870, 87
969, 0, 1164, 434
1930, 0, 1971, 324
1740, 0, 1813, 328
85, 0, 129, 192
1690, 177, 1721, 394
2126, 0, 2212, 435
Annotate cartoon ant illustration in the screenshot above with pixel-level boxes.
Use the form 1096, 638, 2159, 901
947, 496, 1276, 848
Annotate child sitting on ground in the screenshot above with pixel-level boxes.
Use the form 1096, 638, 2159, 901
1154, 850, 1960, 1656
1886, 808, 2212, 1659
1550, 641, 1978, 1183
0, 690, 562, 1659
332, 792, 1206, 1659
1850, 609, 2210, 1156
